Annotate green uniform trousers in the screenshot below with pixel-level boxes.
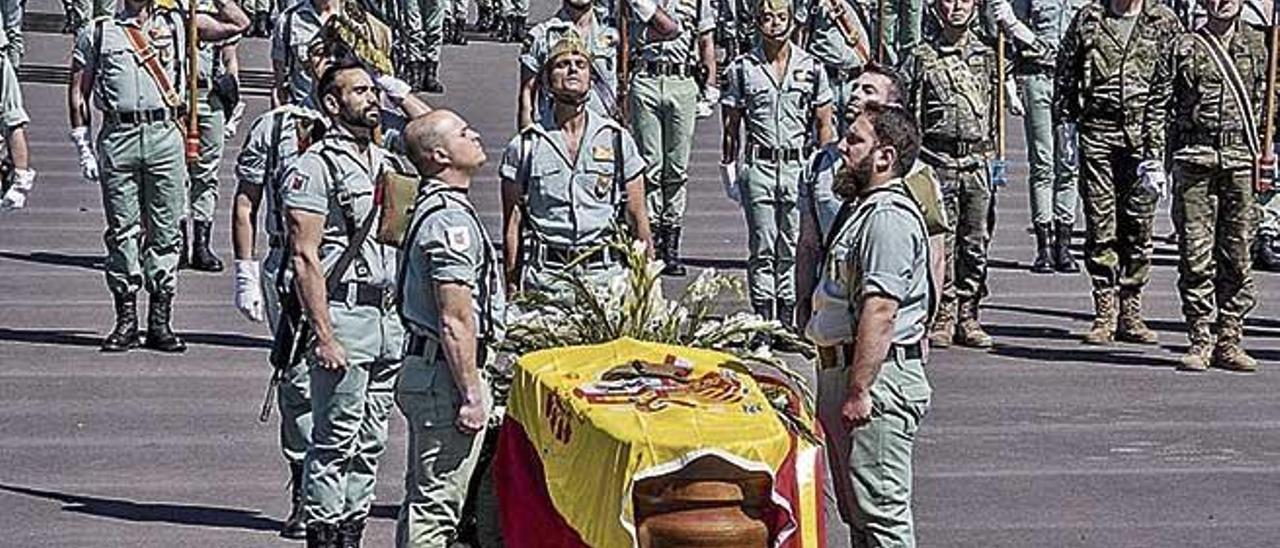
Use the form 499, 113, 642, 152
873, 0, 923, 65
742, 158, 802, 312
97, 120, 186, 297
817, 349, 931, 548
263, 247, 312, 466
1173, 160, 1257, 322
630, 74, 700, 231
305, 303, 404, 525
1019, 72, 1077, 226
936, 163, 991, 309
395, 339, 490, 548
187, 92, 227, 224
1078, 128, 1157, 292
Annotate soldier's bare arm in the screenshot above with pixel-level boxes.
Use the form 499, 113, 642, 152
721, 106, 741, 162
698, 32, 717, 88
624, 175, 655, 257
195, 0, 250, 42
67, 63, 91, 129
517, 67, 537, 129
843, 294, 897, 427
795, 203, 821, 331
815, 103, 835, 145
436, 281, 487, 434
288, 209, 347, 370
500, 178, 523, 291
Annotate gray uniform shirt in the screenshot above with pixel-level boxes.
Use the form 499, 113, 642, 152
721, 46, 834, 148
399, 181, 508, 343
282, 131, 403, 288
499, 110, 646, 249
796, 0, 866, 69
72, 8, 189, 113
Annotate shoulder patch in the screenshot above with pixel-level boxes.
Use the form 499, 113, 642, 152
445, 226, 472, 252
288, 171, 309, 191
592, 144, 614, 162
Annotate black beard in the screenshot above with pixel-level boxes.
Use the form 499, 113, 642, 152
832, 155, 875, 201
339, 105, 380, 131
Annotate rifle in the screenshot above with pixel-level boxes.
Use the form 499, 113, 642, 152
185, 0, 199, 163
260, 262, 308, 422
1257, 3, 1279, 194
617, 0, 631, 123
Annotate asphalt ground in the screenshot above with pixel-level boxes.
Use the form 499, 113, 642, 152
3, 3, 1280, 546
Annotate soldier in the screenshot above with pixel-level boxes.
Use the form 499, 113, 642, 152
797, 64, 949, 329
796, 0, 872, 135
721, 0, 836, 340
67, 0, 247, 353
283, 62, 413, 545
807, 102, 931, 548
494, 0, 528, 42
0, 19, 35, 212
1009, 0, 1086, 273
1158, 0, 1271, 371
518, 0, 677, 128
500, 33, 654, 300
902, 0, 997, 349
1055, 0, 1181, 345
394, 110, 506, 548
444, 0, 469, 44
273, 0, 394, 106
61, 0, 112, 34
628, 0, 717, 276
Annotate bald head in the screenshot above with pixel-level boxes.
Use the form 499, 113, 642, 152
405, 110, 487, 180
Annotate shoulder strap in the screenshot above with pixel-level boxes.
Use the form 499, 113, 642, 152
395, 188, 451, 329
121, 25, 182, 109
91, 18, 106, 71
1194, 30, 1260, 156
264, 110, 288, 236
325, 201, 378, 293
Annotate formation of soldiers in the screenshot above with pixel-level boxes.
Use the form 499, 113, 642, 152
0, 0, 1263, 544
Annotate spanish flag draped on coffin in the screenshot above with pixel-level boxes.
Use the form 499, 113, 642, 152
495, 337, 827, 547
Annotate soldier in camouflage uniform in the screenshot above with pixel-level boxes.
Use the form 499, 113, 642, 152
902, 0, 998, 349
1157, 0, 1272, 371
1054, 0, 1181, 345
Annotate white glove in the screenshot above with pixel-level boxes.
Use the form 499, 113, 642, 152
719, 162, 741, 204
1137, 159, 1167, 200
376, 73, 412, 104
224, 100, 246, 140
628, 0, 659, 23
1, 168, 34, 211
1005, 78, 1025, 117
69, 127, 98, 183
233, 259, 266, 323
703, 86, 720, 105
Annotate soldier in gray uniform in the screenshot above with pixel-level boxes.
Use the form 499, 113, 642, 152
501, 33, 653, 301
185, 5, 240, 273
807, 102, 932, 548
283, 63, 412, 546
0, 14, 34, 212
395, 109, 507, 548
721, 0, 836, 339
67, 0, 248, 353
796, 0, 871, 132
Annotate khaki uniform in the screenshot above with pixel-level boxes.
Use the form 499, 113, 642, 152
282, 129, 408, 527
395, 180, 507, 547
903, 29, 997, 339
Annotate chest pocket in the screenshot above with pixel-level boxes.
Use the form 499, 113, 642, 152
580, 154, 617, 201
96, 38, 135, 88
527, 149, 570, 212
784, 68, 817, 106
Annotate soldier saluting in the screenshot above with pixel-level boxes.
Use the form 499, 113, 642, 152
67, 0, 248, 353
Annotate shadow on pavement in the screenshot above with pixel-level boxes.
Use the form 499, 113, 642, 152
0, 250, 104, 270
0, 483, 282, 532
990, 344, 1180, 369
0, 328, 271, 349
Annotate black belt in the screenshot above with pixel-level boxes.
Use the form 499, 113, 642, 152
329, 282, 390, 308
923, 137, 992, 158
103, 107, 182, 126
750, 144, 807, 163
820, 341, 924, 369
1179, 131, 1249, 150
638, 60, 696, 78
406, 331, 489, 363
536, 244, 622, 267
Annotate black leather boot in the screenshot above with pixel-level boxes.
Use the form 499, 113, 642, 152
280, 463, 306, 539
100, 292, 140, 352
1031, 223, 1053, 273
652, 225, 667, 265
1054, 221, 1079, 273
749, 302, 775, 349
1254, 234, 1280, 272
421, 61, 444, 93
178, 219, 190, 270
475, 6, 492, 31
144, 292, 187, 353
190, 220, 224, 272
306, 522, 339, 548
662, 226, 687, 276
337, 517, 365, 548
507, 15, 524, 42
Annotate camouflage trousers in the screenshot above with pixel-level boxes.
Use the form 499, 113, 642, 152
1078, 128, 1157, 292
935, 161, 991, 311
1173, 160, 1257, 322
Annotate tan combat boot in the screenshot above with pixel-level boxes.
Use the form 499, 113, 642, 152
1115, 290, 1158, 344
1213, 316, 1257, 372
1177, 317, 1214, 372
954, 300, 994, 349
929, 301, 955, 348
1082, 289, 1118, 345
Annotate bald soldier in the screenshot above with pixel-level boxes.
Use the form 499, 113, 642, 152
395, 110, 506, 547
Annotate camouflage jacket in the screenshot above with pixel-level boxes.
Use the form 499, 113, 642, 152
1053, 0, 1182, 158
901, 29, 998, 166
1161, 23, 1275, 167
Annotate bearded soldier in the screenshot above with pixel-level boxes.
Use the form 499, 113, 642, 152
1055, 0, 1181, 345
903, 0, 998, 349
1158, 0, 1273, 371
